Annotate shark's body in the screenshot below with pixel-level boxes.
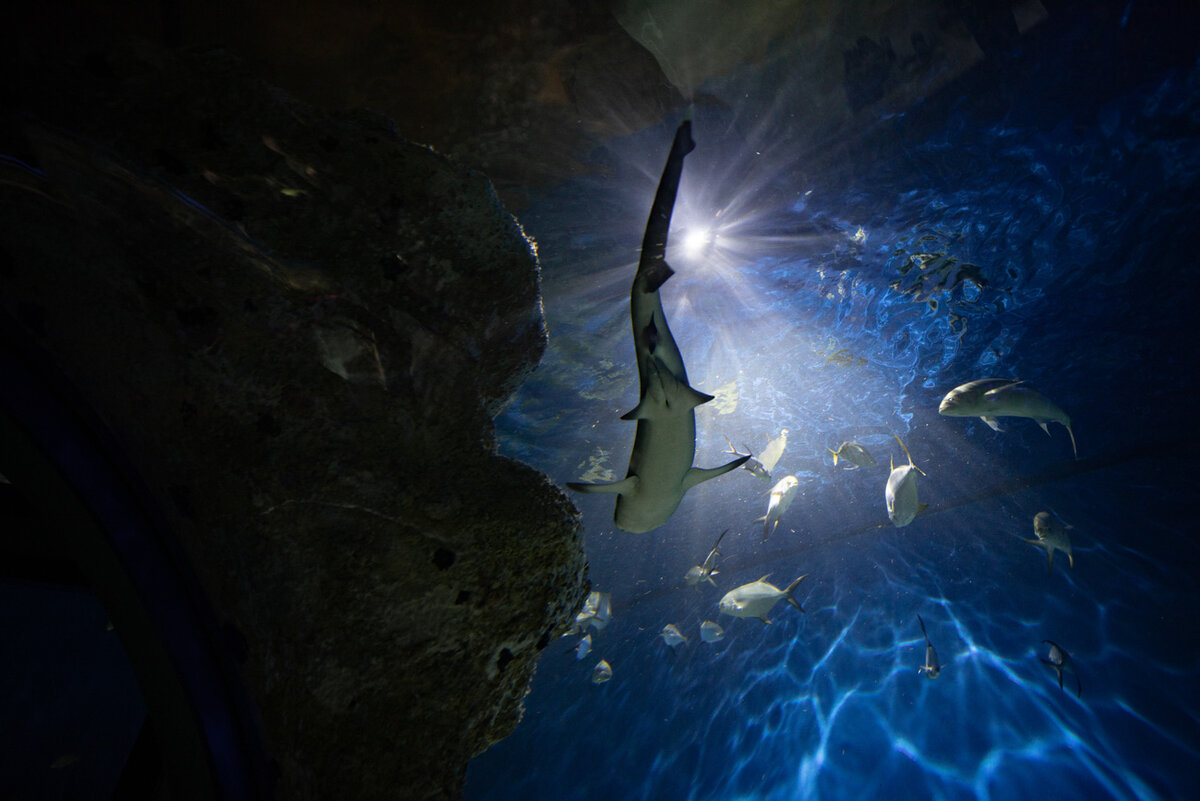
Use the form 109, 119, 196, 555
1027, 511, 1074, 574
886, 434, 926, 527
918, 614, 941, 678
938, 378, 1077, 458
566, 119, 747, 532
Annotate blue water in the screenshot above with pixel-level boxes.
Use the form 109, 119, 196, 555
466, 10, 1200, 801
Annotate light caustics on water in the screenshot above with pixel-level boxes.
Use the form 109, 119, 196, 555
478, 39, 1200, 801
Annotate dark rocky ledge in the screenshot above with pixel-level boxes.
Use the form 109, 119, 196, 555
0, 43, 587, 801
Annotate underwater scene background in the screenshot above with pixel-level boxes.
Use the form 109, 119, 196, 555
466, 6, 1200, 801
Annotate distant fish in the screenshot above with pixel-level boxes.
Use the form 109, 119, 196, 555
938, 378, 1077, 458
700, 620, 725, 643
1026, 511, 1074, 574
661, 623, 689, 648
575, 633, 592, 661
827, 441, 878, 469
718, 574, 808, 624
758, 475, 800, 541
722, 436, 771, 480
917, 615, 941, 678
1040, 639, 1081, 698
574, 591, 612, 633
684, 528, 728, 587
591, 659, 613, 685
759, 428, 789, 474
885, 435, 926, 527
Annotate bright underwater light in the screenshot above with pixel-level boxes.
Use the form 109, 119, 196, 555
681, 226, 715, 257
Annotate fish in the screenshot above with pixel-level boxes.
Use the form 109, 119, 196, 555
566, 118, 749, 532
917, 614, 941, 678
718, 574, 808, 624
885, 434, 926, 527
1026, 511, 1074, 574
684, 528, 729, 587
591, 659, 613, 684
661, 623, 689, 648
758, 475, 800, 541
700, 620, 725, 643
1040, 639, 1082, 698
938, 378, 1077, 458
574, 591, 612, 633
827, 441, 878, 469
575, 633, 592, 661
722, 436, 771, 480
759, 428, 789, 474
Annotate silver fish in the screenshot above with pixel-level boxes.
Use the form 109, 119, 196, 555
938, 378, 1077, 458
566, 119, 748, 532
575, 633, 593, 660
759, 475, 800, 541
885, 435, 926, 527
574, 591, 612, 633
591, 659, 613, 685
1040, 639, 1081, 698
759, 428, 789, 474
718, 574, 808, 624
1026, 511, 1074, 574
827, 441, 878, 469
660, 623, 688, 648
700, 620, 725, 643
684, 528, 728, 587
723, 436, 771, 480
917, 614, 940, 679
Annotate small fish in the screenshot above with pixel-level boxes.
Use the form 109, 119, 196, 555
827, 441, 878, 469
591, 659, 613, 684
575, 633, 592, 661
758, 475, 800, 541
718, 574, 808, 624
1026, 511, 1074, 574
661, 623, 689, 648
938, 378, 1077, 458
722, 436, 771, 480
574, 591, 612, 633
917, 615, 940, 678
684, 528, 729, 587
759, 428, 789, 474
885, 435, 926, 527
700, 620, 725, 643
1040, 639, 1081, 698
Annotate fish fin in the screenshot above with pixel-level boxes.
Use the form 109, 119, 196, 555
1065, 423, 1078, 459
754, 515, 767, 524
566, 476, 637, 495
827, 448, 839, 465
784, 574, 808, 612
1067, 553, 1075, 569
683, 455, 750, 491
757, 574, 772, 582
706, 574, 718, 587
918, 502, 928, 515
640, 258, 675, 293
1039, 421, 1052, 436
981, 416, 1004, 432
759, 616, 772, 625
918, 614, 929, 643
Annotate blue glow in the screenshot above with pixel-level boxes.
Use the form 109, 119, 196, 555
467, 15, 1200, 801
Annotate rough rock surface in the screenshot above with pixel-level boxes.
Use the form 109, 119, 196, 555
0, 44, 587, 800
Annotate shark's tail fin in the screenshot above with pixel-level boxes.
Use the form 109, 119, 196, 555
783, 574, 809, 613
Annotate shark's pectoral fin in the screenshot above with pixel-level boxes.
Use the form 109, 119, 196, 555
981, 416, 1004, 432
682, 455, 751, 492
566, 476, 638, 496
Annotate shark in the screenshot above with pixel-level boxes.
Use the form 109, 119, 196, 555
566, 118, 748, 532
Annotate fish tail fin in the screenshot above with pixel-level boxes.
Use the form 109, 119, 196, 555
1065, 423, 1079, 459
827, 448, 839, 465
784, 574, 808, 613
